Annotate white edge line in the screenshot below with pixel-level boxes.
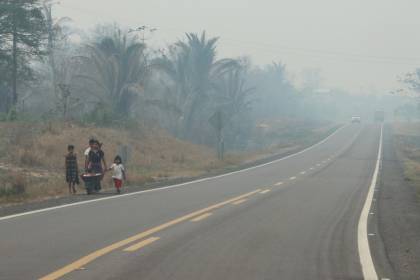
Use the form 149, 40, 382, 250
357, 124, 382, 280
0, 125, 346, 222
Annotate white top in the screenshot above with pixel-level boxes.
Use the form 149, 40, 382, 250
110, 163, 125, 180
84, 147, 91, 156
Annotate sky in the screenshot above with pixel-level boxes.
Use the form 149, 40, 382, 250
55, 0, 420, 94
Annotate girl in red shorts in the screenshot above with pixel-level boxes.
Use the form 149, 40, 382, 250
108, 156, 126, 194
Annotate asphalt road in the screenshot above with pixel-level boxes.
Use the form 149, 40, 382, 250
0, 124, 387, 280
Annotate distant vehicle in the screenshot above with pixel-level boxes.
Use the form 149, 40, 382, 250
374, 110, 385, 122
351, 116, 361, 123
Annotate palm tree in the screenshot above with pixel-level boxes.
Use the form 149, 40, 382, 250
215, 65, 255, 149
156, 31, 237, 139
78, 27, 148, 117
217, 66, 255, 118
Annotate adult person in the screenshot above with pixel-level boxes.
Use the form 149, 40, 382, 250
84, 138, 96, 171
86, 140, 107, 192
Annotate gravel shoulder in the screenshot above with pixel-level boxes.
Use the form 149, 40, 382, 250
374, 124, 420, 279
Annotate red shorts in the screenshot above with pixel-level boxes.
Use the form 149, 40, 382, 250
113, 178, 123, 189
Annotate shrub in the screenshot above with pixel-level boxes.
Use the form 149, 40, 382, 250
0, 173, 26, 197
19, 150, 42, 166
0, 112, 7, 121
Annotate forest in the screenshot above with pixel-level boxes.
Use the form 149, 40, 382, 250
1, 1, 411, 151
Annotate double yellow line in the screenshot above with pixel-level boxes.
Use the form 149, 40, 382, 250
39, 189, 262, 280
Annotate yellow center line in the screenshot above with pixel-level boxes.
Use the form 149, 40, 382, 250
260, 189, 271, 194
39, 189, 261, 280
232, 199, 247, 205
123, 237, 160, 252
190, 212, 212, 222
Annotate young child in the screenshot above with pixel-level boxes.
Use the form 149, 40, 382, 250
108, 155, 126, 194
65, 145, 79, 194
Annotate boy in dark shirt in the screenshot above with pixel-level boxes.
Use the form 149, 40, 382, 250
65, 145, 79, 194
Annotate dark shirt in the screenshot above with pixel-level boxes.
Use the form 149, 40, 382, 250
65, 153, 78, 169
88, 149, 104, 173
88, 150, 104, 163
65, 153, 79, 183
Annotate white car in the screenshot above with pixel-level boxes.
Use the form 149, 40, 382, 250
351, 116, 361, 123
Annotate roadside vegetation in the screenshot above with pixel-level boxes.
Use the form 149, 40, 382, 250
0, 120, 336, 204
393, 122, 420, 198
1, 1, 402, 205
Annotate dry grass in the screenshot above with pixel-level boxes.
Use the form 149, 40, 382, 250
0, 122, 218, 172
393, 122, 420, 198
0, 121, 227, 203
0, 120, 335, 204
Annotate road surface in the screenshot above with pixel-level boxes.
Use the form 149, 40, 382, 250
0, 124, 388, 280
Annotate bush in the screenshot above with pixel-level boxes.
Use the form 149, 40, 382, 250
81, 105, 116, 126
19, 150, 42, 166
7, 106, 17, 121
0, 173, 26, 197
0, 112, 7, 121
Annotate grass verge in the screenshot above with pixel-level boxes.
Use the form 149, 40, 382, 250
0, 120, 338, 205
392, 122, 420, 199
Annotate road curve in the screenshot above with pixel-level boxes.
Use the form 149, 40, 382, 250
0, 124, 385, 280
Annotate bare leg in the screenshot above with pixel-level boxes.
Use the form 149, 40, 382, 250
72, 182, 77, 194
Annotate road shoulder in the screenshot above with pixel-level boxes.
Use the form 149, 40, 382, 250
374, 124, 420, 279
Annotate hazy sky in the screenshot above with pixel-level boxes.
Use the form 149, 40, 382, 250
55, 0, 420, 93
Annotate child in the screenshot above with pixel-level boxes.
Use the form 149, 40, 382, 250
108, 155, 126, 194
65, 145, 79, 194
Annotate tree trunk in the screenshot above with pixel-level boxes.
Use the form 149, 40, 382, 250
49, 43, 58, 100
63, 94, 68, 120
45, 5, 58, 100
183, 95, 201, 140
12, 22, 18, 107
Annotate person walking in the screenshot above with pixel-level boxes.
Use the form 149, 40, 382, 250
84, 138, 96, 171
65, 145, 79, 194
108, 155, 126, 194
86, 140, 107, 192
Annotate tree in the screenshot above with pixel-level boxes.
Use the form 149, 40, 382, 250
156, 31, 237, 139
42, 0, 72, 112
249, 62, 298, 119
215, 63, 255, 150
0, 0, 46, 112
0, 50, 11, 113
54, 56, 84, 120
217, 66, 254, 118
401, 68, 420, 94
78, 27, 148, 119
